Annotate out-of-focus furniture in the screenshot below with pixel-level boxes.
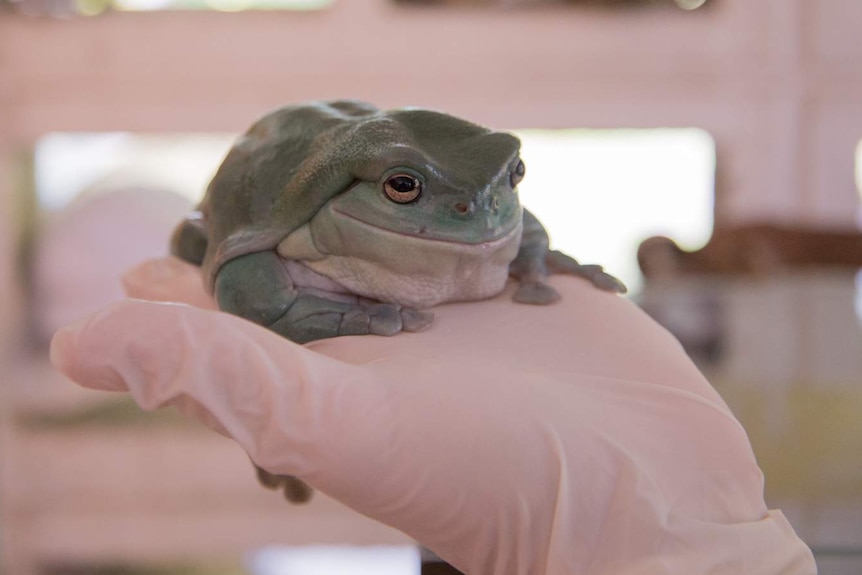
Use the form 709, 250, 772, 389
638, 224, 862, 279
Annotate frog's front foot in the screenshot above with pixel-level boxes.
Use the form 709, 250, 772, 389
512, 281, 562, 305
216, 252, 435, 344
270, 295, 434, 344
547, 250, 627, 294
400, 307, 436, 333
340, 303, 434, 337
510, 250, 627, 305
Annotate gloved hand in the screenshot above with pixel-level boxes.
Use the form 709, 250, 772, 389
50, 257, 815, 575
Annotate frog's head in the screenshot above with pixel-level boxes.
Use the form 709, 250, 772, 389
279, 109, 525, 306
322, 108, 524, 247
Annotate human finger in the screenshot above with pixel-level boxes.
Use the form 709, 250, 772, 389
49, 299, 379, 478
121, 257, 217, 310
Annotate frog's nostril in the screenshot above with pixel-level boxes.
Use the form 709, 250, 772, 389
454, 202, 470, 215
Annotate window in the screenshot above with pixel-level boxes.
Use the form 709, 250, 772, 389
856, 138, 862, 217
105, 0, 330, 12
248, 546, 420, 575
4, 0, 331, 18
514, 128, 715, 293
856, 138, 862, 321
35, 132, 234, 209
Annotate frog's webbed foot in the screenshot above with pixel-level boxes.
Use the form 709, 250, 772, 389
339, 303, 434, 338
509, 209, 562, 305
512, 280, 561, 305
255, 464, 314, 503
547, 250, 628, 294
282, 298, 434, 342
509, 209, 627, 303
271, 293, 434, 343
400, 307, 435, 332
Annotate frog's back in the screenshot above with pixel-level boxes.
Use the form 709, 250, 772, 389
171, 100, 382, 286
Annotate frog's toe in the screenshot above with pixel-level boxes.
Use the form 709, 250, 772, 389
592, 272, 628, 294
547, 250, 627, 294
367, 303, 403, 336
339, 308, 372, 336
546, 250, 583, 274
401, 308, 434, 332
513, 281, 561, 305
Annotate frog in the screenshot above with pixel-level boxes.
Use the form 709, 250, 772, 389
170, 100, 626, 502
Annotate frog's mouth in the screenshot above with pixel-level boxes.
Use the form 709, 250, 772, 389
330, 206, 522, 248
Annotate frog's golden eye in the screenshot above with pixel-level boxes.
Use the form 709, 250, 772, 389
383, 174, 422, 204
510, 160, 526, 187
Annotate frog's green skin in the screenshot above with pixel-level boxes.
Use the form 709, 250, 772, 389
172, 100, 624, 347
172, 101, 624, 503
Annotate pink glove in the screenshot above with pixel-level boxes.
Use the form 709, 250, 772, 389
50, 258, 815, 575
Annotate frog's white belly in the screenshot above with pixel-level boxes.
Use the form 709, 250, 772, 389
304, 245, 515, 309
277, 218, 523, 309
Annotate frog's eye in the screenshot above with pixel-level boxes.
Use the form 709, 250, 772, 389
510, 160, 526, 187
383, 174, 423, 204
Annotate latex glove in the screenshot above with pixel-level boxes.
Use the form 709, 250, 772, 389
50, 258, 815, 575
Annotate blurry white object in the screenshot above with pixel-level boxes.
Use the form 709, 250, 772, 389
35, 132, 234, 209
31, 186, 193, 340
248, 545, 420, 575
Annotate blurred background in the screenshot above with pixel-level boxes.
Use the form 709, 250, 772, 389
0, 0, 861, 573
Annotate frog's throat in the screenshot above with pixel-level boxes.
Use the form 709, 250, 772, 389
277, 215, 523, 309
